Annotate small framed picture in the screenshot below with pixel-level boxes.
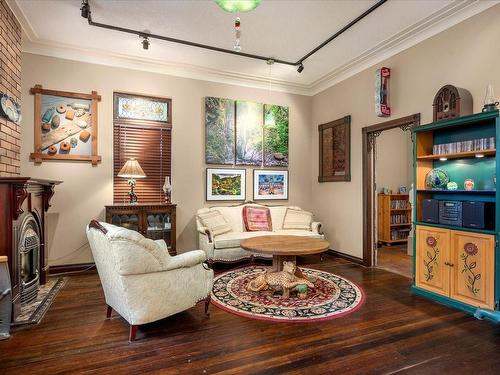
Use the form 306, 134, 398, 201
253, 169, 289, 200
399, 186, 408, 194
206, 168, 246, 201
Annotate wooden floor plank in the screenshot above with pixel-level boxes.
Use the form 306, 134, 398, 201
1, 254, 499, 374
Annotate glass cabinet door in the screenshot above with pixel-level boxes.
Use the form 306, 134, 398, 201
145, 213, 172, 248
111, 214, 140, 232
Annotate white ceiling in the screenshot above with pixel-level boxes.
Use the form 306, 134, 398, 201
9, 0, 498, 95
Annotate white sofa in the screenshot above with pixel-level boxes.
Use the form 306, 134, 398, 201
86, 220, 213, 341
196, 203, 324, 263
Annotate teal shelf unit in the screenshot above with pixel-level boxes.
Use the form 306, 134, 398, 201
412, 110, 500, 323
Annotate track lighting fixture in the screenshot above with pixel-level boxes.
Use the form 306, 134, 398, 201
142, 36, 150, 50
80, 0, 387, 73
80, 0, 90, 19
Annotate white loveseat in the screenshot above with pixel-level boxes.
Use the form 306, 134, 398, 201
196, 203, 324, 263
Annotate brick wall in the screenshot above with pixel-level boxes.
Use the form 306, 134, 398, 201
0, 0, 21, 176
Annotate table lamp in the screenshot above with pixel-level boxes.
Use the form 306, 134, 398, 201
118, 158, 146, 204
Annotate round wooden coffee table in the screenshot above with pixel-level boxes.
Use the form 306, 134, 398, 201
240, 235, 330, 275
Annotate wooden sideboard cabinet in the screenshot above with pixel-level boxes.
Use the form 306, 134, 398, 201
105, 203, 176, 256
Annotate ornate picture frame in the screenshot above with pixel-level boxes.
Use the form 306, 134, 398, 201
318, 115, 351, 182
206, 168, 246, 201
253, 169, 289, 201
29, 85, 102, 165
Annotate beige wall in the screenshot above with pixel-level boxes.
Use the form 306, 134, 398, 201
311, 5, 500, 259
21, 54, 312, 265
375, 127, 412, 194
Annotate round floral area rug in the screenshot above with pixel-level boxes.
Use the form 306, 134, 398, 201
211, 266, 365, 323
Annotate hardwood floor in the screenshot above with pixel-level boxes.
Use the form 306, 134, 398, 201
1, 254, 500, 374
377, 244, 413, 278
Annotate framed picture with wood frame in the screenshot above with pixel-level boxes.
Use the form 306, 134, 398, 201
318, 115, 351, 182
29, 85, 102, 165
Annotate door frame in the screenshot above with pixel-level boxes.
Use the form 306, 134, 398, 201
362, 114, 421, 267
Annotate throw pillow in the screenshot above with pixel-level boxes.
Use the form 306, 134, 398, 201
243, 206, 272, 232
197, 210, 232, 236
282, 208, 313, 230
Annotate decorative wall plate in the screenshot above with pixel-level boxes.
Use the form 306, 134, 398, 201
0, 93, 21, 123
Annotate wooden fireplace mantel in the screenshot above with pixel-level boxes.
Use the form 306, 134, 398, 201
0, 177, 62, 320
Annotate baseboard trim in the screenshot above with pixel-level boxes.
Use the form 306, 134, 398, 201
327, 249, 365, 266
49, 263, 96, 275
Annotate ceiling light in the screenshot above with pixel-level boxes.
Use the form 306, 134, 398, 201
475, 153, 485, 158
439, 157, 447, 161
80, 0, 89, 19
142, 36, 150, 50
297, 63, 304, 73
215, 0, 262, 13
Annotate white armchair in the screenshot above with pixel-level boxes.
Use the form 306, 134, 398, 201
86, 220, 213, 341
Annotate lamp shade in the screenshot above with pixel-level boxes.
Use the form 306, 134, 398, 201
117, 158, 146, 178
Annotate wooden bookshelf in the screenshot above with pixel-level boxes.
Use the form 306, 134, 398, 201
378, 193, 411, 246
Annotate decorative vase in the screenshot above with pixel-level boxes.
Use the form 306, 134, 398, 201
464, 178, 475, 191
425, 168, 449, 190
162, 176, 172, 203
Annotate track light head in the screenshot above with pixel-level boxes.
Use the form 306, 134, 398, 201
142, 36, 150, 50
80, 0, 90, 19
297, 63, 304, 73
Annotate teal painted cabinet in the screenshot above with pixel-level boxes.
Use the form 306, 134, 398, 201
412, 110, 500, 318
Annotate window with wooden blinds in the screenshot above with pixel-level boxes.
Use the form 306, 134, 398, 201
113, 93, 172, 204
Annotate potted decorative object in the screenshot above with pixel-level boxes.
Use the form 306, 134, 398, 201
295, 284, 308, 300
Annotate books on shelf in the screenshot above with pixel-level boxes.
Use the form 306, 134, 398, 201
391, 214, 408, 224
391, 199, 409, 209
390, 228, 410, 241
432, 137, 495, 155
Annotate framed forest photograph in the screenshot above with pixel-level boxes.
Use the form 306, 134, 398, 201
318, 115, 351, 182
204, 97, 289, 167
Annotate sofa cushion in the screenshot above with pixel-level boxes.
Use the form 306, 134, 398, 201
282, 208, 313, 230
215, 206, 244, 232
197, 210, 232, 236
269, 205, 287, 231
243, 206, 272, 232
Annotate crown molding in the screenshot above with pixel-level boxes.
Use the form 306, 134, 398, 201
309, 0, 498, 96
20, 38, 311, 95
8, 0, 498, 97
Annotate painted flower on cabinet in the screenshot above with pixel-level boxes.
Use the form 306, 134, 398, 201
461, 242, 481, 296
424, 236, 439, 282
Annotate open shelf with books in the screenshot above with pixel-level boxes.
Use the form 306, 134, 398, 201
378, 193, 411, 245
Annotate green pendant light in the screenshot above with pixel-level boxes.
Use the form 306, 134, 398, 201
215, 0, 262, 13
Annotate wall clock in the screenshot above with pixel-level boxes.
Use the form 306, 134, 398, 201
432, 85, 473, 122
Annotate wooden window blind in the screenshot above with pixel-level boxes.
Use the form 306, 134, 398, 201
113, 93, 172, 204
